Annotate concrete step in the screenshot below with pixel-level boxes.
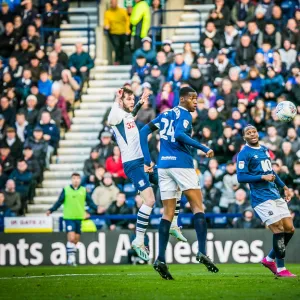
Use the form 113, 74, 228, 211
183, 5, 214, 11
70, 123, 103, 132
93, 65, 131, 72
54, 155, 89, 164
57, 148, 91, 155
172, 35, 199, 42
60, 37, 96, 45
61, 23, 97, 30
28, 203, 61, 213
69, 15, 97, 24
172, 43, 199, 52
175, 28, 200, 35
33, 196, 58, 204
89, 71, 130, 80
64, 132, 99, 140
87, 87, 117, 94
70, 1, 98, 8
71, 117, 103, 124
74, 109, 106, 117
180, 13, 201, 22
81, 94, 114, 102
80, 102, 111, 110
69, 7, 98, 13
44, 170, 84, 179
94, 58, 109, 66
43, 180, 75, 188
88, 80, 125, 87
36, 188, 62, 196
49, 163, 84, 171
59, 139, 98, 148
60, 30, 95, 38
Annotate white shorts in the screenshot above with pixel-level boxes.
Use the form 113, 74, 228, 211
254, 198, 291, 226
158, 168, 200, 200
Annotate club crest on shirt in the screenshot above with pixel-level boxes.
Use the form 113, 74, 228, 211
238, 161, 245, 169
254, 155, 258, 159
183, 120, 189, 128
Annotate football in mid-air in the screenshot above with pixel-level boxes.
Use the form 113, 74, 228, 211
275, 101, 297, 122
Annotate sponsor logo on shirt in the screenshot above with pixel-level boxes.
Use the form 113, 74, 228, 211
238, 161, 245, 169
138, 180, 145, 187
161, 156, 177, 160
183, 120, 189, 129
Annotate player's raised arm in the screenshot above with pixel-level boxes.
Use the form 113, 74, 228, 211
140, 115, 161, 167
132, 90, 150, 117
107, 88, 126, 126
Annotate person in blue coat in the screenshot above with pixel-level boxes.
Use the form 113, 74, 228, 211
37, 70, 53, 97
167, 53, 190, 81
226, 108, 248, 136
132, 37, 157, 67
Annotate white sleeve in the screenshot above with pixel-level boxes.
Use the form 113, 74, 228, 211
107, 102, 126, 126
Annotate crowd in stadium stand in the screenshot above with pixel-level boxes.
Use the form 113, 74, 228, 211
93, 0, 300, 230
0, 0, 94, 216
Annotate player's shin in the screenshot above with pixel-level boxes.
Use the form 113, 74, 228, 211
157, 219, 172, 263
66, 241, 77, 265
135, 204, 153, 244
194, 212, 207, 255
273, 232, 286, 271
171, 197, 180, 228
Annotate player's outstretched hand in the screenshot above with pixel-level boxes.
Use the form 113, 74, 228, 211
262, 174, 275, 182
115, 88, 123, 104
46, 210, 51, 216
206, 149, 214, 158
283, 186, 292, 202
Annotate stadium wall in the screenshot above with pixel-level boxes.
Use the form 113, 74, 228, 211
0, 230, 299, 266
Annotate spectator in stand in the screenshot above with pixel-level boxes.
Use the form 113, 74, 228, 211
278, 141, 298, 170
202, 175, 221, 212
0, 114, 7, 142
196, 53, 214, 83
288, 71, 300, 107
19, 94, 39, 131
1, 127, 23, 160
92, 172, 120, 215
0, 163, 7, 189
257, 42, 274, 65
236, 79, 258, 107
207, 0, 230, 31
38, 71, 53, 97
279, 40, 297, 70
0, 144, 14, 175
284, 127, 300, 154
38, 111, 60, 168
69, 42, 94, 84
219, 161, 239, 212
270, 5, 285, 30
226, 109, 248, 136
213, 50, 233, 83
220, 23, 239, 53
144, 65, 165, 96
0, 22, 16, 59
228, 188, 250, 215
130, 0, 151, 50
3, 179, 21, 215
21, 0, 37, 26
132, 37, 157, 67
55, 69, 80, 106
1, 72, 14, 95
257, 22, 282, 50
95, 131, 115, 166
246, 20, 261, 49
271, 51, 287, 78
106, 192, 133, 230
105, 145, 126, 186
183, 42, 197, 66
187, 65, 206, 94
235, 35, 256, 69
231, 0, 255, 30
136, 87, 155, 125
15, 69, 32, 103
12, 38, 33, 66
83, 148, 101, 184
26, 24, 40, 52
200, 21, 223, 50
130, 55, 150, 83
155, 51, 169, 78
0, 2, 13, 25
9, 158, 32, 213
26, 55, 42, 84
38, 95, 61, 128
53, 39, 69, 68
167, 53, 190, 81
104, 0, 130, 65
0, 96, 15, 126
156, 82, 174, 113
291, 161, 300, 193
282, 18, 299, 47
44, 51, 64, 82
198, 85, 216, 108
262, 66, 285, 103
161, 39, 174, 63
0, 191, 14, 217
4, 56, 23, 84
24, 126, 47, 168
233, 208, 263, 228
42, 1, 60, 43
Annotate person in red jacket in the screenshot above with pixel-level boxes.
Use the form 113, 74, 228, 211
105, 146, 126, 185
236, 79, 258, 107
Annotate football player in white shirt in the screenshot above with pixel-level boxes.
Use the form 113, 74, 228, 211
108, 87, 185, 261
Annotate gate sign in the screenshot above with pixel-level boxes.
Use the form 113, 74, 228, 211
4, 217, 53, 233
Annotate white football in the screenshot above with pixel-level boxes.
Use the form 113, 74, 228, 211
275, 101, 297, 122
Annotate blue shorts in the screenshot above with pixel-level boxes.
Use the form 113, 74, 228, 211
64, 219, 82, 234
124, 158, 158, 191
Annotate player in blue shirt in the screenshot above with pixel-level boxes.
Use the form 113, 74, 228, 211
140, 87, 219, 279
237, 125, 296, 277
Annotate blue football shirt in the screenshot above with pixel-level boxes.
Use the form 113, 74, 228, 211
237, 144, 281, 207
152, 106, 195, 169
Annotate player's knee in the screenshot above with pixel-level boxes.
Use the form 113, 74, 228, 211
285, 225, 295, 234
270, 221, 284, 233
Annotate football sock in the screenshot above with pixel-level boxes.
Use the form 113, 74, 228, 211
135, 204, 152, 244
171, 198, 180, 228
66, 241, 76, 263
194, 212, 207, 255
157, 219, 172, 263
273, 233, 286, 269
267, 231, 294, 261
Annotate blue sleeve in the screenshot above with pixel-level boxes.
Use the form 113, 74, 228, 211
49, 189, 65, 212
237, 173, 263, 183
140, 116, 160, 166
174, 114, 210, 153
86, 193, 98, 211
274, 172, 286, 188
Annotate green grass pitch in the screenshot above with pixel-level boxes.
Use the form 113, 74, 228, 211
0, 264, 299, 299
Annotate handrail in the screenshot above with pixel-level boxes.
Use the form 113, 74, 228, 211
58, 213, 242, 231
150, 9, 202, 50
